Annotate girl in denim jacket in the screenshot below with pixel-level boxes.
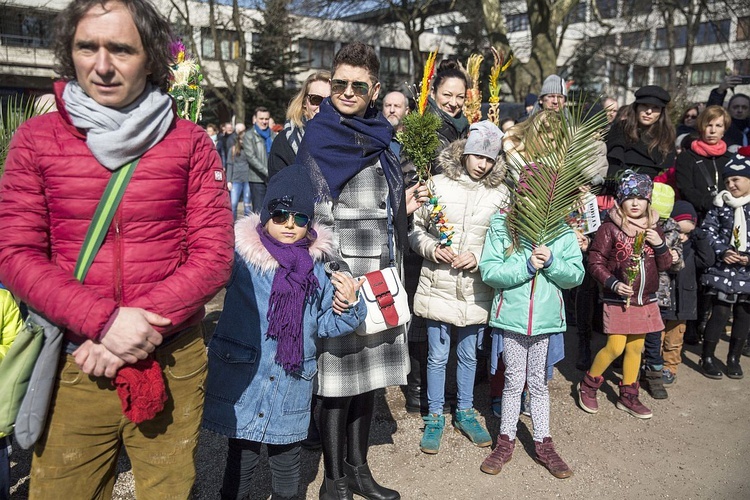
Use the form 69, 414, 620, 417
203, 165, 365, 500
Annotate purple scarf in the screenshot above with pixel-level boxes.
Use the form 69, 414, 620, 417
257, 225, 320, 372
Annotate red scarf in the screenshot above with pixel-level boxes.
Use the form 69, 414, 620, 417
691, 139, 727, 157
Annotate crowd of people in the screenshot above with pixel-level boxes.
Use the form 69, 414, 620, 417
0, 0, 749, 498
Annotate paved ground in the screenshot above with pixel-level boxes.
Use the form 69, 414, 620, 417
9, 292, 750, 499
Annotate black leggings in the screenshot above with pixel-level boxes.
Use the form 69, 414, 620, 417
318, 390, 376, 480
704, 299, 750, 345
221, 439, 301, 500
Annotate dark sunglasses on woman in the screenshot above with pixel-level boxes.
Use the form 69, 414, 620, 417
271, 209, 310, 228
330, 79, 370, 96
307, 94, 325, 106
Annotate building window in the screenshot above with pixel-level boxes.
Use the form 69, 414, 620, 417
565, 2, 587, 24
201, 28, 242, 60
738, 17, 750, 41
632, 65, 649, 86
695, 20, 730, 46
621, 0, 652, 17
609, 63, 628, 87
298, 38, 335, 69
653, 66, 671, 88
655, 26, 687, 49
0, 7, 55, 47
690, 62, 725, 85
621, 30, 651, 49
506, 13, 529, 32
735, 59, 750, 75
380, 48, 410, 79
596, 0, 617, 19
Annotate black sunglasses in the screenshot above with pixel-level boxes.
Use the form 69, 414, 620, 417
330, 79, 370, 96
271, 209, 310, 228
307, 94, 325, 106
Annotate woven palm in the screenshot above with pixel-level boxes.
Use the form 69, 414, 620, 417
504, 103, 607, 250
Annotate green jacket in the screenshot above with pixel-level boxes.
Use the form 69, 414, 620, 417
479, 214, 584, 336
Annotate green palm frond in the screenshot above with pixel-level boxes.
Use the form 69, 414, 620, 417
504, 101, 608, 250
1, 95, 52, 176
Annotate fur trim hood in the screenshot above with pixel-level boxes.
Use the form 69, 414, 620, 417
234, 213, 336, 273
435, 139, 506, 188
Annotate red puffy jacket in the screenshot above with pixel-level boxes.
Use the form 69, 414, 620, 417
0, 85, 234, 344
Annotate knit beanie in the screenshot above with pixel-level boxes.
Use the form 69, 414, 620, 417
464, 120, 504, 159
617, 170, 653, 204
539, 75, 567, 98
524, 93, 538, 107
260, 163, 315, 225
670, 200, 698, 225
722, 146, 750, 180
651, 182, 675, 220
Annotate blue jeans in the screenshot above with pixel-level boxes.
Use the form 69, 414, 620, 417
249, 182, 267, 213
426, 320, 481, 414
230, 182, 251, 219
643, 330, 664, 369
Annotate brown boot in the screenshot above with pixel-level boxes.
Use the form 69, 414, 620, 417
480, 434, 515, 475
534, 437, 573, 479
577, 372, 604, 414
616, 382, 652, 419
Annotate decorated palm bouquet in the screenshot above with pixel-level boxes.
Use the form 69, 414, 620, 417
397, 50, 455, 246
168, 40, 204, 123
624, 232, 646, 308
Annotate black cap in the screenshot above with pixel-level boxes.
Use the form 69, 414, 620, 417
634, 85, 671, 108
260, 163, 315, 226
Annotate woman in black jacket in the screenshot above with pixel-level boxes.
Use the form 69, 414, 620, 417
675, 105, 733, 220
606, 85, 676, 179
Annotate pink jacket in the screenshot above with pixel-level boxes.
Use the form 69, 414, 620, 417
0, 83, 234, 343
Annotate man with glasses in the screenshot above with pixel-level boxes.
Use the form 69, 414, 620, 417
243, 106, 277, 213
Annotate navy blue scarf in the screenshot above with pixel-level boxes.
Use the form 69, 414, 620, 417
255, 124, 273, 154
297, 98, 408, 250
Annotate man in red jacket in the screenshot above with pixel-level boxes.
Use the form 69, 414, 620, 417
0, 0, 233, 496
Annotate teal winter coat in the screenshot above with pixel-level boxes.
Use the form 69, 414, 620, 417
479, 213, 584, 336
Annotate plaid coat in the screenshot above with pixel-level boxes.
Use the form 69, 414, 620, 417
314, 159, 409, 397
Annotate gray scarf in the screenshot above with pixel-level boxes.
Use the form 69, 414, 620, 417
63, 81, 173, 171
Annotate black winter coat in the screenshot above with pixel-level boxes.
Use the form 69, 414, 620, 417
674, 138, 732, 219
661, 228, 716, 321
606, 120, 675, 179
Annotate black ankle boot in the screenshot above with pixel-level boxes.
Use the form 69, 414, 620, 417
700, 340, 723, 379
742, 340, 750, 358
405, 340, 428, 414
344, 461, 400, 500
319, 475, 353, 500
726, 338, 744, 379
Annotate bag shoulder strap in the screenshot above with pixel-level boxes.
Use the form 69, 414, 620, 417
73, 159, 139, 282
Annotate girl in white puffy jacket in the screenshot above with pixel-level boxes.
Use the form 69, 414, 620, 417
409, 120, 510, 455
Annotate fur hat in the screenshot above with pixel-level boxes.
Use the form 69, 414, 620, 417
617, 170, 653, 204
539, 75, 567, 98
260, 163, 315, 226
671, 200, 698, 225
634, 85, 670, 108
464, 120, 504, 159
722, 146, 750, 180
651, 182, 675, 220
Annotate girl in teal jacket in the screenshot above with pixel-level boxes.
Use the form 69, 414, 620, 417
478, 213, 584, 479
